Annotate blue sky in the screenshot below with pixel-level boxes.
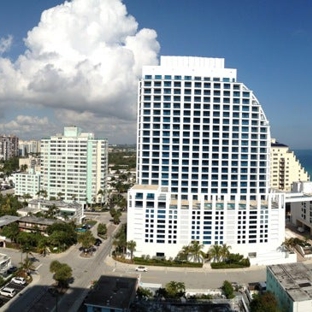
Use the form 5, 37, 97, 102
0, 0, 311, 149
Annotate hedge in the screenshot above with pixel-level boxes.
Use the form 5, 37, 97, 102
210, 262, 250, 269
133, 257, 203, 268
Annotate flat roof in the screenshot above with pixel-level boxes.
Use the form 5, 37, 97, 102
132, 184, 159, 191
84, 275, 137, 309
28, 199, 82, 208
268, 263, 312, 302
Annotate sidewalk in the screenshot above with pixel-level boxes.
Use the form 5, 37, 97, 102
105, 255, 266, 273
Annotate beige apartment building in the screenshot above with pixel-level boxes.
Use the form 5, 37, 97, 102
270, 139, 309, 191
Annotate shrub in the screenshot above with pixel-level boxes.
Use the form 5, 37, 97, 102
133, 257, 202, 268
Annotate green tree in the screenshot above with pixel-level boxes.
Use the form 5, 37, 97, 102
220, 243, 231, 261
188, 240, 205, 263
126, 240, 136, 260
57, 192, 64, 200
155, 287, 168, 299
97, 189, 105, 206
50, 260, 72, 288
36, 189, 47, 199
54, 263, 72, 288
78, 231, 95, 249
176, 245, 190, 262
50, 260, 62, 273
222, 280, 235, 299
1, 157, 19, 177
46, 222, 77, 247
112, 224, 127, 254
250, 292, 280, 312
97, 223, 107, 236
0, 193, 22, 216
208, 244, 223, 262
281, 237, 306, 251
17, 231, 36, 252
21, 256, 35, 274
37, 237, 50, 256
110, 208, 122, 224
20, 164, 28, 172
1, 222, 20, 243
136, 287, 153, 300
165, 281, 186, 299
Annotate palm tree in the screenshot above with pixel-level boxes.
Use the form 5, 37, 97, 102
21, 256, 35, 275
188, 241, 205, 263
220, 243, 231, 261
92, 195, 96, 210
37, 238, 50, 256
176, 245, 190, 262
97, 189, 105, 206
36, 189, 47, 200
126, 240, 136, 261
165, 281, 186, 299
281, 237, 305, 251
208, 244, 222, 262
57, 192, 64, 201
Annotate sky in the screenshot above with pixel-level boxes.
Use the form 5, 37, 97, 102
0, 0, 311, 149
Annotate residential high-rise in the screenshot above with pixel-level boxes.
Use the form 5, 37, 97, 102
0, 135, 19, 160
40, 126, 108, 205
19, 139, 41, 156
270, 139, 309, 191
127, 56, 289, 264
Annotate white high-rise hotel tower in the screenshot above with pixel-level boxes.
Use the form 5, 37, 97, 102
127, 56, 289, 264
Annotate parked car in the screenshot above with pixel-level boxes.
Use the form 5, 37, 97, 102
7, 266, 17, 274
135, 266, 148, 272
95, 238, 102, 246
12, 277, 26, 285
0, 287, 16, 298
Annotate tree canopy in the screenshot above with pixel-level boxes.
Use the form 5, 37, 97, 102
127, 240, 136, 260
250, 292, 280, 312
222, 280, 235, 299
50, 260, 73, 288
77, 230, 95, 249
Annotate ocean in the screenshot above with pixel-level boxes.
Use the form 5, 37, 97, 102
294, 149, 312, 177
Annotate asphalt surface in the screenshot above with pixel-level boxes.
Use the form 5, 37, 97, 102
1, 213, 312, 311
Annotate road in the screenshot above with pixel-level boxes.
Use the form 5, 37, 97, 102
2, 211, 120, 312
2, 211, 308, 311
107, 256, 267, 289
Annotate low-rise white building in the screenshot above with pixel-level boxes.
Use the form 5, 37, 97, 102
267, 263, 312, 312
13, 169, 41, 198
288, 181, 312, 235
19, 199, 85, 224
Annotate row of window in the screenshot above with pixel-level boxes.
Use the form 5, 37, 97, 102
143, 89, 250, 98
142, 102, 259, 111
144, 75, 233, 82
142, 96, 250, 104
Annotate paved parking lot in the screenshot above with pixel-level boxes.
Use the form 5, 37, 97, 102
0, 279, 28, 309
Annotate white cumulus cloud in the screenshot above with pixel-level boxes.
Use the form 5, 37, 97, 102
0, 35, 13, 54
0, 0, 160, 142
0, 115, 57, 138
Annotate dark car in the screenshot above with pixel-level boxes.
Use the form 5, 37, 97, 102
95, 238, 102, 246
7, 266, 17, 274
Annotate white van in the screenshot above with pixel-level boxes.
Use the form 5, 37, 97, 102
0, 287, 16, 297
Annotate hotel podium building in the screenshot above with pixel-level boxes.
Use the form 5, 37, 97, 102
127, 56, 290, 264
